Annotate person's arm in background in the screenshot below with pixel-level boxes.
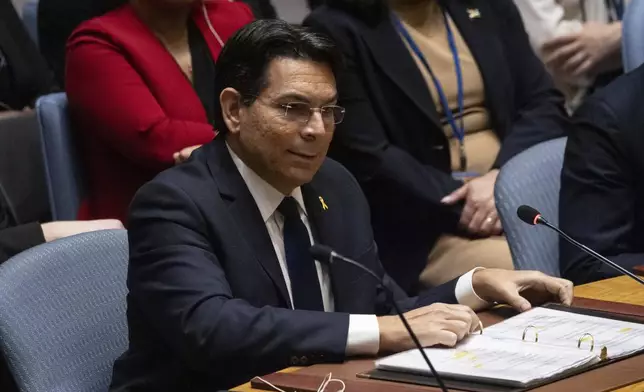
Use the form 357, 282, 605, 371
489, 0, 570, 168
0, 189, 45, 263
304, 14, 464, 234
0, 189, 123, 263
0, 220, 125, 264
559, 97, 643, 285
515, 0, 622, 82
65, 32, 215, 172
513, 0, 583, 52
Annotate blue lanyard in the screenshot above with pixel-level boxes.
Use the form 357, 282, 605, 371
393, 10, 467, 171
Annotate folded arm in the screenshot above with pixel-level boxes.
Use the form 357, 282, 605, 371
490, 0, 569, 168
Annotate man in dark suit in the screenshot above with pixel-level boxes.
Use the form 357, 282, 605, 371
109, 19, 573, 391
559, 63, 644, 284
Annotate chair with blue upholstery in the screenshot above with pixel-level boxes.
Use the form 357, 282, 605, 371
21, 0, 40, 48
0, 229, 129, 392
495, 137, 567, 277
36, 93, 84, 221
623, 0, 644, 72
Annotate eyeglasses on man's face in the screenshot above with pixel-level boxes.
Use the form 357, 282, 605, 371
277, 102, 346, 125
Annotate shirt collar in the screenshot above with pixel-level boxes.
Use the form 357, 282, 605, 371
227, 143, 306, 223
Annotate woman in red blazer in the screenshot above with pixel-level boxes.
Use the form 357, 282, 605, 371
66, 0, 253, 223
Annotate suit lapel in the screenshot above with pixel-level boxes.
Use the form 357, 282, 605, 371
302, 180, 370, 312
444, 0, 508, 131
206, 138, 292, 307
361, 15, 442, 129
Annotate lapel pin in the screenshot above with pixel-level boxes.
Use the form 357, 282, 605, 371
319, 196, 329, 211
467, 8, 481, 19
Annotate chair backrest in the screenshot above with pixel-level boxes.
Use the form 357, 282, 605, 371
0, 111, 50, 224
36, 93, 84, 221
0, 229, 129, 392
21, 0, 40, 48
623, 0, 644, 72
495, 137, 567, 277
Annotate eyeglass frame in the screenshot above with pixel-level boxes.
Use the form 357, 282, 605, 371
242, 95, 346, 126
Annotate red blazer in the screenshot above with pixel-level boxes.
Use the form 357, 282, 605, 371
66, 1, 253, 223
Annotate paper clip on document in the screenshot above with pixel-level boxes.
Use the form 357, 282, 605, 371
521, 326, 608, 360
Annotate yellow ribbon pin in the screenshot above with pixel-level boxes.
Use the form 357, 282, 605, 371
467, 8, 481, 19
319, 196, 329, 211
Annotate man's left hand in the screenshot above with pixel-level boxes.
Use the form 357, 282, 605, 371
472, 269, 574, 312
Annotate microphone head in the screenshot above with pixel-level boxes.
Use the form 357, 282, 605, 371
517, 205, 542, 226
309, 244, 334, 264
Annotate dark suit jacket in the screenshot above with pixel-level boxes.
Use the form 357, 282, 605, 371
304, 0, 570, 293
109, 137, 459, 391
559, 64, 644, 285
0, 0, 54, 110
0, 190, 45, 264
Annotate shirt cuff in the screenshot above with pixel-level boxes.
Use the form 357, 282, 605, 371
345, 314, 380, 356
455, 267, 491, 312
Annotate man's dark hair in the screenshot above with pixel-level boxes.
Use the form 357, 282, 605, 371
213, 19, 342, 132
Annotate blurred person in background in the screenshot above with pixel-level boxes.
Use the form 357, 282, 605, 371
514, 0, 628, 110
0, 0, 55, 113
559, 62, 644, 284
38, 0, 273, 85
0, 0, 121, 264
305, 0, 570, 293
65, 0, 253, 223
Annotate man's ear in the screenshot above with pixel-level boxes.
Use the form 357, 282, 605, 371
220, 88, 243, 135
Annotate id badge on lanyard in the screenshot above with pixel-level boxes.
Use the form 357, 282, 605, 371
393, 10, 469, 173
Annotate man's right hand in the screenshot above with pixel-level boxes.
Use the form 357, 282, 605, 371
377, 303, 481, 354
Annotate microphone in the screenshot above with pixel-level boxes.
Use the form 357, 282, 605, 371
309, 244, 449, 392
517, 205, 644, 285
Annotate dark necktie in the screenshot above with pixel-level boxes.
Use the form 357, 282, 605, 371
278, 197, 324, 311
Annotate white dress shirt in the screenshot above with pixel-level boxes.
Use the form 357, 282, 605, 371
227, 144, 490, 356
513, 0, 629, 51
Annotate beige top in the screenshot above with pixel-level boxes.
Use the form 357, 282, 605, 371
394, 2, 500, 174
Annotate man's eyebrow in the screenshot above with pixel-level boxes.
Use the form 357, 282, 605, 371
273, 93, 339, 105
